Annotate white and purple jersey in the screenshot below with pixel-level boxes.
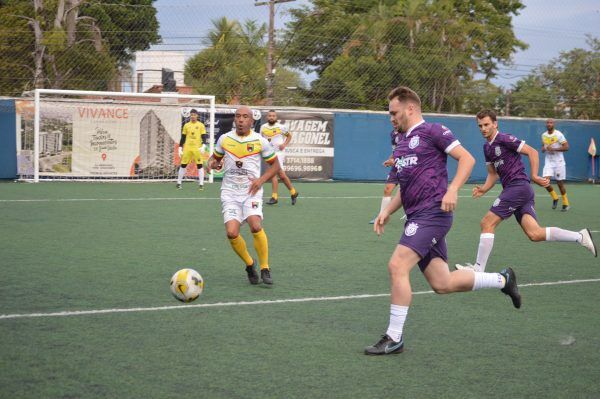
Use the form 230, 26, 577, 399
392, 121, 460, 217
484, 132, 529, 188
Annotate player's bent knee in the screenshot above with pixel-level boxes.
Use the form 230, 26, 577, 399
226, 231, 238, 240
249, 225, 262, 234
526, 229, 545, 242
388, 261, 409, 281
431, 285, 451, 295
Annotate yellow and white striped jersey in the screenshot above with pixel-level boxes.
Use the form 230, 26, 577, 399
260, 122, 289, 151
213, 130, 276, 193
542, 130, 567, 164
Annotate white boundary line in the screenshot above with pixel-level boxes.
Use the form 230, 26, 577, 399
0, 195, 496, 203
1, 278, 598, 320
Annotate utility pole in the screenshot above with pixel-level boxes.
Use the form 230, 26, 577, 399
505, 89, 511, 116
255, 0, 295, 106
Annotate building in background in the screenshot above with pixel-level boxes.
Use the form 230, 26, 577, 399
134, 51, 185, 93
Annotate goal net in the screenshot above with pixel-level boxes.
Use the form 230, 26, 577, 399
17, 89, 215, 182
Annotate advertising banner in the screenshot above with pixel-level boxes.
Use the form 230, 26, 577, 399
263, 111, 334, 180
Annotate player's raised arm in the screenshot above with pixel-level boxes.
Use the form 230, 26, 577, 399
443, 145, 475, 212
519, 143, 549, 187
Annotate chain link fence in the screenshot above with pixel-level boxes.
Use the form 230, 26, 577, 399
0, 0, 598, 118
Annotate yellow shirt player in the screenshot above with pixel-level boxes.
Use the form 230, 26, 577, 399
541, 118, 570, 211
207, 106, 281, 285
177, 109, 207, 190
260, 110, 299, 205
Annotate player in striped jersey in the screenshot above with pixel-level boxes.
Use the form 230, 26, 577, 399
207, 106, 280, 285
541, 119, 570, 211
260, 110, 299, 205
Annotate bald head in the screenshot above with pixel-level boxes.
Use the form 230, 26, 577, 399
546, 118, 555, 132
234, 106, 254, 136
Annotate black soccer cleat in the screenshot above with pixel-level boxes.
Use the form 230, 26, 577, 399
176, 183, 182, 190
364, 334, 404, 355
245, 263, 259, 285
260, 268, 273, 285
291, 192, 299, 205
561, 205, 570, 212
500, 267, 521, 309
552, 199, 558, 209
267, 197, 278, 205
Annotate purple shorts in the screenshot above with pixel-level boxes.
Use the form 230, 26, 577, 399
399, 212, 453, 271
490, 183, 537, 224
386, 167, 400, 185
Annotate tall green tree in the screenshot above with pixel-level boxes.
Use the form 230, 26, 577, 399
185, 17, 304, 105
0, 0, 160, 95
283, 0, 526, 111
510, 37, 600, 119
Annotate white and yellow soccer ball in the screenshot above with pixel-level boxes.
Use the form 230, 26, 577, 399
170, 268, 204, 302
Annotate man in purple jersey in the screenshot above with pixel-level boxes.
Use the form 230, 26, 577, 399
455, 109, 596, 273
365, 87, 522, 356
369, 120, 402, 224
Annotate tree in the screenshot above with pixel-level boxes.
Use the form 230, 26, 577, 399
185, 17, 304, 105
282, 0, 527, 111
0, 0, 160, 95
459, 79, 503, 115
510, 36, 599, 119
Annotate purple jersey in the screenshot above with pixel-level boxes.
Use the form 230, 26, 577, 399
393, 121, 460, 217
483, 132, 529, 188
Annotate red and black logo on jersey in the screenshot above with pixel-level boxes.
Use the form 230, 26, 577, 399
247, 143, 254, 152
236, 161, 243, 168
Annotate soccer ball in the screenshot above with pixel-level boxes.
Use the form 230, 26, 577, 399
170, 268, 204, 302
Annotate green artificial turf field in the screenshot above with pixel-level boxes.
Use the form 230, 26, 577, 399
1, 181, 599, 398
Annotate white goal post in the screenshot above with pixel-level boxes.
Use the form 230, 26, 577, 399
22, 89, 216, 182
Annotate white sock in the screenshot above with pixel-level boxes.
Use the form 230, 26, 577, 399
380, 196, 392, 213
386, 304, 408, 342
546, 227, 581, 243
177, 167, 186, 184
474, 233, 495, 272
198, 167, 205, 186
472, 272, 505, 290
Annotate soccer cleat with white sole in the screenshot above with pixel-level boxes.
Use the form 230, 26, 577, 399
455, 263, 476, 271
579, 229, 597, 257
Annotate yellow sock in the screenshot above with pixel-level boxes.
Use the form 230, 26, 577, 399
549, 189, 559, 201
272, 193, 278, 200
229, 235, 254, 266
252, 229, 269, 270
562, 194, 569, 206
290, 187, 297, 196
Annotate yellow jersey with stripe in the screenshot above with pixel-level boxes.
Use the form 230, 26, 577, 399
213, 130, 277, 192
182, 121, 206, 150
260, 122, 289, 151
541, 130, 566, 164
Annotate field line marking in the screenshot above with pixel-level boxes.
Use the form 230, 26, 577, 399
1, 278, 599, 320
0, 195, 493, 203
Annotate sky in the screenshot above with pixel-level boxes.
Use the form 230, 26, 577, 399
150, 0, 600, 89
